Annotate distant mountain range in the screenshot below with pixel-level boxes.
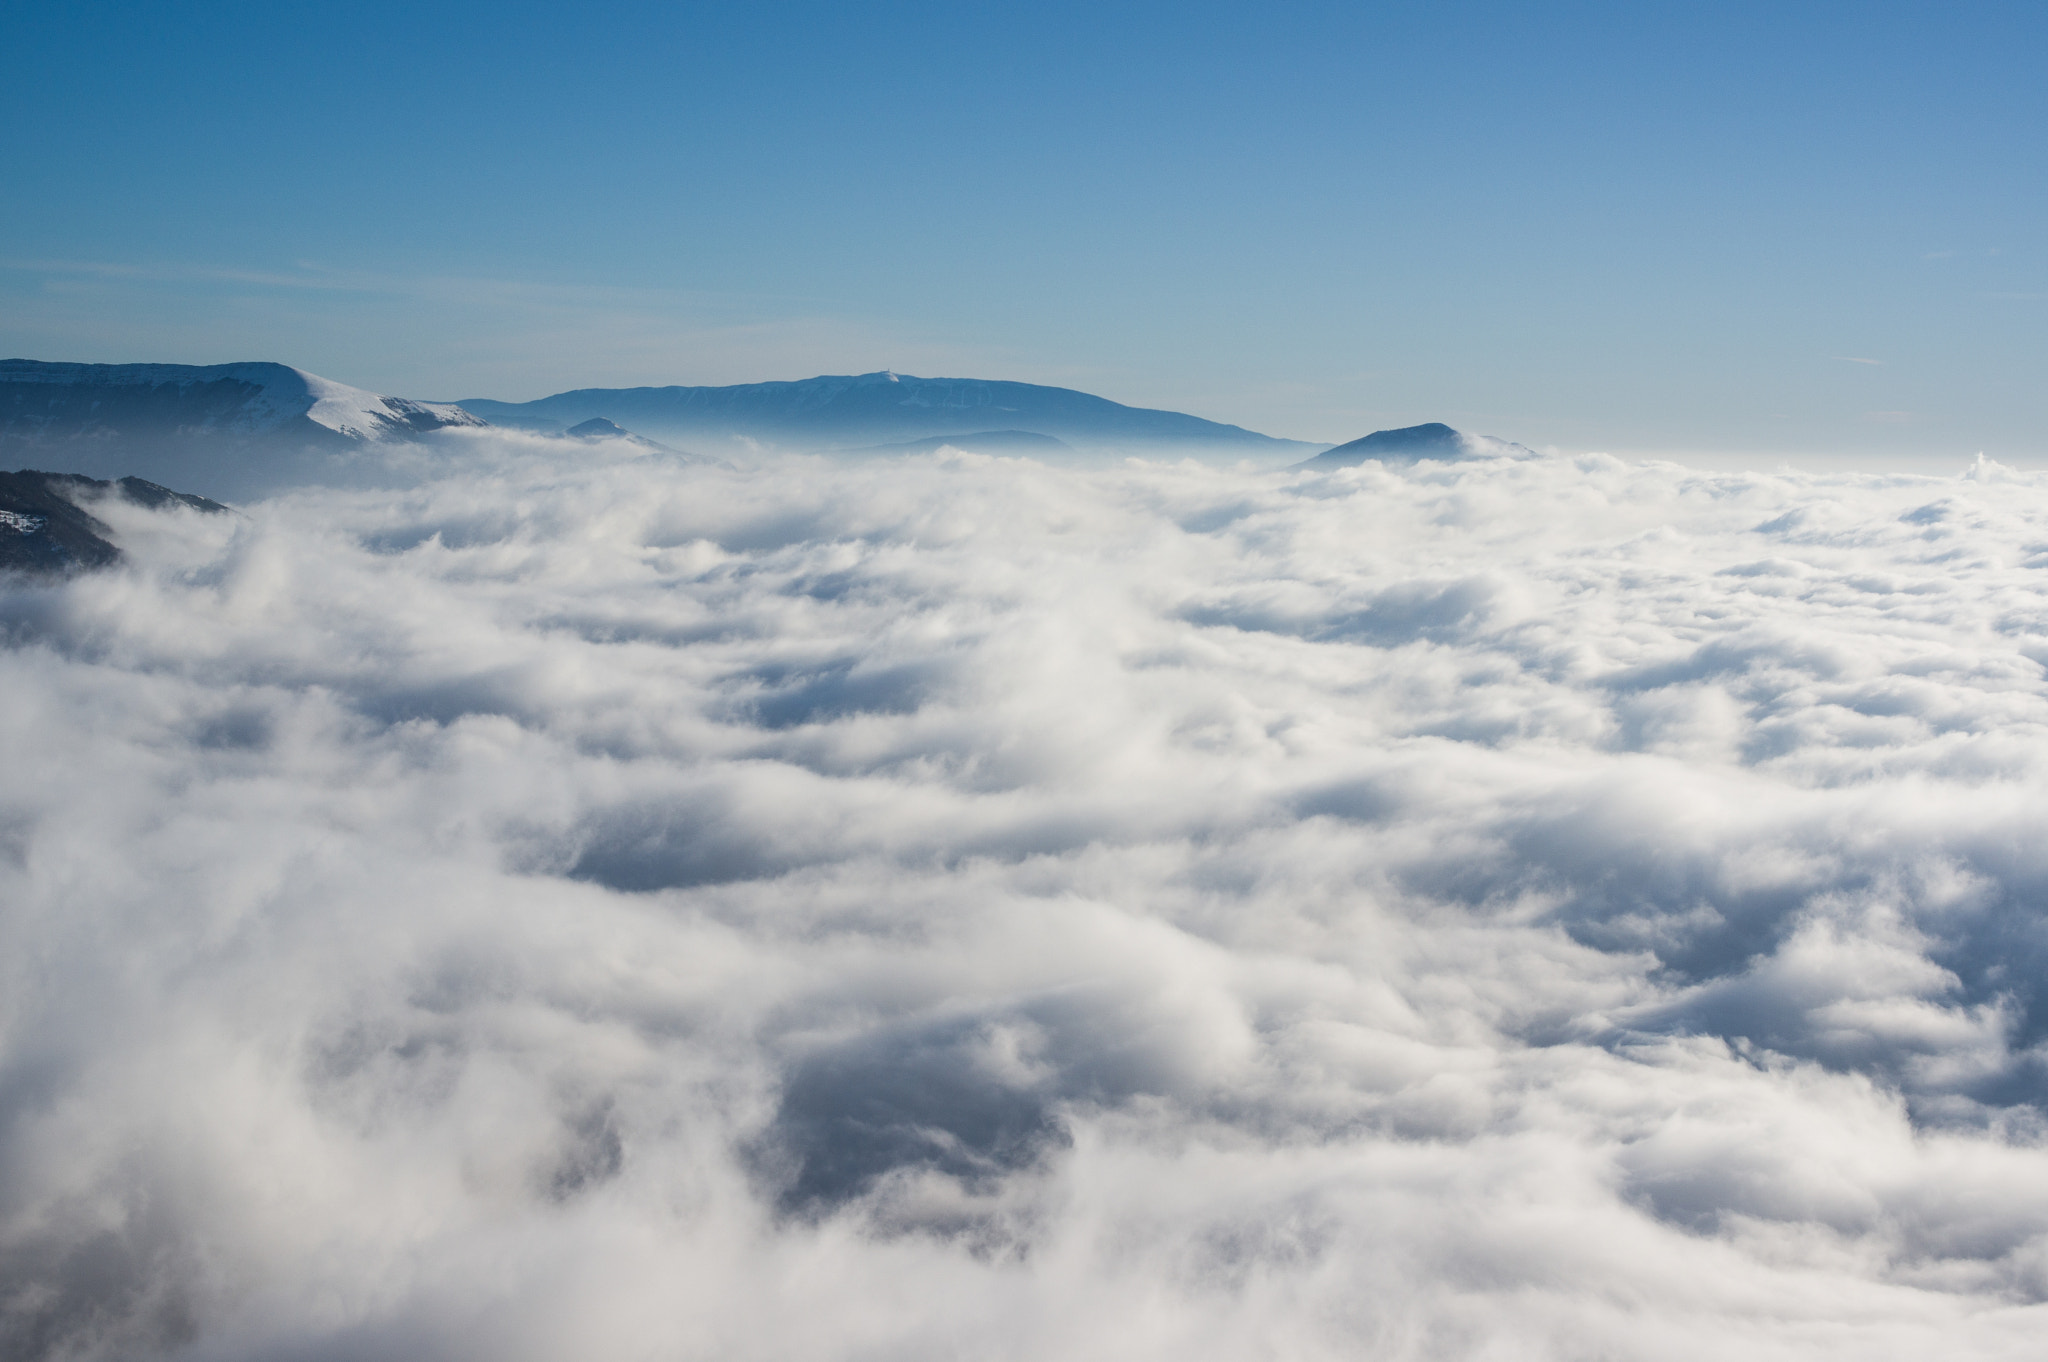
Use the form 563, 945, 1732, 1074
5, 359, 1541, 500
0, 360, 484, 499
455, 371, 1323, 458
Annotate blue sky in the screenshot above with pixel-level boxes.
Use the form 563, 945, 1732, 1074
4, 0, 2043, 460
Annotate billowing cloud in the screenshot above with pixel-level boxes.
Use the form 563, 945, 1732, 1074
6, 442, 2048, 1359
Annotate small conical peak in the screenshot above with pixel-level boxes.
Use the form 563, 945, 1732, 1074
1295, 422, 1530, 469
1341, 423, 1465, 456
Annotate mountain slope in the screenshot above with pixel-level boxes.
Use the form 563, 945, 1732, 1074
0, 360, 486, 498
457, 371, 1320, 458
0, 469, 227, 574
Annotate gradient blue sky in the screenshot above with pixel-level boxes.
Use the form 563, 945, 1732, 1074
4, 0, 2043, 461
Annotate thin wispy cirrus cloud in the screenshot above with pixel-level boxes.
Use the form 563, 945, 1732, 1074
6, 436, 2048, 1359
0, 258, 1371, 445
7, 252, 2041, 463
0, 256, 1033, 405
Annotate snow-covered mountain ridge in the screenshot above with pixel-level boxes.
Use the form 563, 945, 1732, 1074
0, 359, 486, 498
1, 359, 483, 443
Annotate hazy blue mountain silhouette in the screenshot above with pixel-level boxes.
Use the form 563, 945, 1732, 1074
457, 371, 1320, 456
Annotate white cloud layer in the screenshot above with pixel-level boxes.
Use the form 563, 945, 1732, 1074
7, 441, 2048, 1359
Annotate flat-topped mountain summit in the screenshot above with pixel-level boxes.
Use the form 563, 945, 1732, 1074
1294, 422, 1532, 469
457, 371, 1321, 458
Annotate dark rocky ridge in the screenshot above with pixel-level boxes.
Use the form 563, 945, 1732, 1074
0, 470, 227, 574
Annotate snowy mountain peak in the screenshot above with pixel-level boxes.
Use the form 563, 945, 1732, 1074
292, 367, 485, 441
0, 359, 484, 445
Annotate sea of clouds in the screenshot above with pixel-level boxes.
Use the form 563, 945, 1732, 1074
6, 436, 2048, 1360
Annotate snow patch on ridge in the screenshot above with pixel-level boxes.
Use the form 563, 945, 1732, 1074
293, 367, 484, 440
